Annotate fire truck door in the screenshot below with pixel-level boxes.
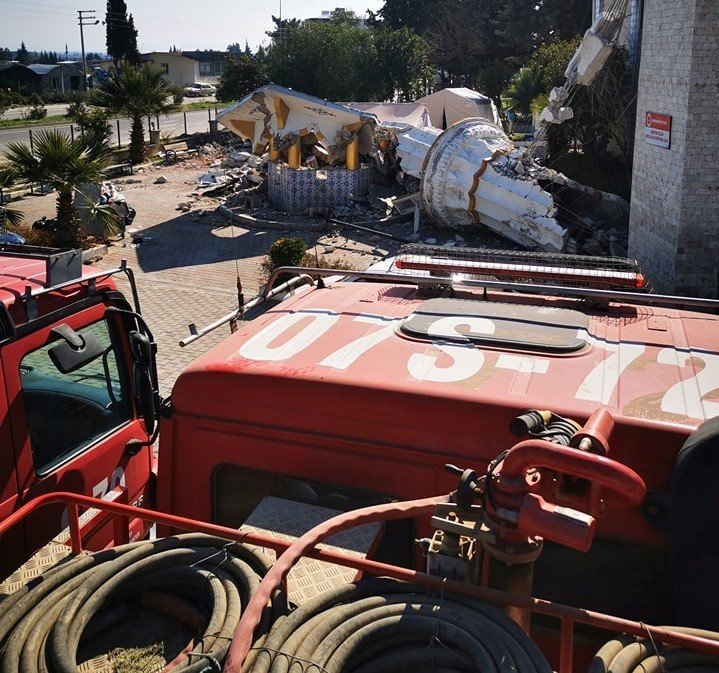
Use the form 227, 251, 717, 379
0, 362, 25, 576
1, 302, 153, 563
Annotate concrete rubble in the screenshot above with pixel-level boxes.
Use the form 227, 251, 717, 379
539, 0, 629, 125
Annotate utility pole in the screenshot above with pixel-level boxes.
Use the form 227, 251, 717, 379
77, 9, 99, 91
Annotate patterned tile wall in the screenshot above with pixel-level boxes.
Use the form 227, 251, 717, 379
268, 163, 374, 213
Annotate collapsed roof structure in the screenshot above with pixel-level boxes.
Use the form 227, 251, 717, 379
217, 84, 377, 166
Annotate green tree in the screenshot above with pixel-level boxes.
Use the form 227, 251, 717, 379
93, 64, 177, 165
216, 53, 269, 102
17, 42, 30, 65
374, 0, 453, 35
374, 27, 432, 101
67, 101, 113, 147
0, 47, 11, 60
501, 67, 545, 116
377, 0, 591, 99
105, 0, 139, 65
547, 47, 633, 166
526, 37, 581, 91
265, 14, 431, 102
3, 130, 112, 247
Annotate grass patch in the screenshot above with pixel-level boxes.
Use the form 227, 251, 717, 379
0, 114, 71, 129
179, 101, 222, 112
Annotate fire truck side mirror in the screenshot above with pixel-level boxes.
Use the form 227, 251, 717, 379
48, 324, 105, 374
129, 330, 159, 436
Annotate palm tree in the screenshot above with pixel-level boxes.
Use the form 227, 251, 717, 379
501, 67, 546, 117
93, 64, 178, 165
0, 168, 24, 230
3, 130, 112, 247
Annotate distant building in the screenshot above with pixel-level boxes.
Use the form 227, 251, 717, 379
0, 63, 35, 92
306, 7, 367, 28
0, 62, 83, 93
27, 63, 84, 92
141, 51, 228, 88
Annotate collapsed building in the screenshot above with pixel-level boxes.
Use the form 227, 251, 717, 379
218, 75, 628, 254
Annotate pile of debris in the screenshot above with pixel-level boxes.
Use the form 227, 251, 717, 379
196, 62, 633, 259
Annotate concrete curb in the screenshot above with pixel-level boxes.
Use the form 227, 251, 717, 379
216, 205, 329, 232
82, 245, 108, 263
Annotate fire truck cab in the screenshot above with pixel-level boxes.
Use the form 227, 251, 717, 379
0, 246, 157, 575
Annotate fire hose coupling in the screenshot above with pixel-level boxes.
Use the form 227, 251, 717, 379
487, 408, 646, 552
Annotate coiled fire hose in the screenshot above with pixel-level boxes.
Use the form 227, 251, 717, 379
589, 628, 719, 672
246, 577, 552, 673
0, 533, 283, 673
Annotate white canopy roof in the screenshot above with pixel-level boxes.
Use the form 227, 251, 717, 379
417, 87, 500, 128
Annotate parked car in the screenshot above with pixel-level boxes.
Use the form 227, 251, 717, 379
183, 82, 217, 97
0, 231, 26, 245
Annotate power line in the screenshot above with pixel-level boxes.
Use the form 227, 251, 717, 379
78, 9, 99, 91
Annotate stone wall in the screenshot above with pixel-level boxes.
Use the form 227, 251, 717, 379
628, 0, 719, 297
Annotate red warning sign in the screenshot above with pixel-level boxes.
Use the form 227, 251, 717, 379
644, 112, 672, 149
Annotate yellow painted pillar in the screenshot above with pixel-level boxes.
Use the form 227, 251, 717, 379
268, 137, 280, 162
287, 137, 301, 168
346, 136, 359, 170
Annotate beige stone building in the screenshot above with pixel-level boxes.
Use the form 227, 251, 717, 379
141, 51, 227, 88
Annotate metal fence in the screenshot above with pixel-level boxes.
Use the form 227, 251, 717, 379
1, 107, 222, 153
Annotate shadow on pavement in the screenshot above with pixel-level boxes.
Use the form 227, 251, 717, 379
131, 214, 284, 273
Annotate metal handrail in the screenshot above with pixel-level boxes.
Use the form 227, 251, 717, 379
3, 491, 719, 673
179, 273, 315, 347
180, 265, 719, 348
265, 266, 719, 310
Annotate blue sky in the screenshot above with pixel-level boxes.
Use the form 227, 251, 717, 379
0, 0, 384, 54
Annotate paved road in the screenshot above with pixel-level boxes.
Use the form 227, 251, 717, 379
0, 99, 224, 151
1, 95, 217, 121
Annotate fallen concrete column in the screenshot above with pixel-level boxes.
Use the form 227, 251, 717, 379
395, 125, 441, 179
398, 119, 567, 252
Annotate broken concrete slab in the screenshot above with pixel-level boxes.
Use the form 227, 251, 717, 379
538, 0, 629, 130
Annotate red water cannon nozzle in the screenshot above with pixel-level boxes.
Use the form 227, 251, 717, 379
449, 409, 646, 555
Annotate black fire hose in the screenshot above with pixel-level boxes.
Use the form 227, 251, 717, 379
588, 628, 719, 672
0, 533, 284, 673
246, 577, 552, 673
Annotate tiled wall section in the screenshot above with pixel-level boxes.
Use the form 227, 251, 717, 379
268, 164, 374, 213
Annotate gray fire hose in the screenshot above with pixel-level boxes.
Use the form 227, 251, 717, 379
589, 628, 719, 672
0, 533, 284, 673
246, 577, 551, 673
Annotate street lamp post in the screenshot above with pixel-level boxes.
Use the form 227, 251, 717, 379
77, 9, 99, 91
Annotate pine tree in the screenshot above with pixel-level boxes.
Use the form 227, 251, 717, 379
17, 42, 30, 65
106, 0, 140, 65
127, 14, 139, 63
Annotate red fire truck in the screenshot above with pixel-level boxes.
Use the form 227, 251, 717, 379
0, 245, 157, 574
1, 245, 718, 671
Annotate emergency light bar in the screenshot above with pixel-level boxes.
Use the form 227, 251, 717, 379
392, 246, 647, 291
